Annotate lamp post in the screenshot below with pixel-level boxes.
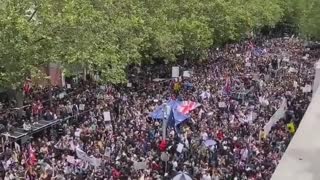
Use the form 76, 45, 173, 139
161, 103, 171, 177
162, 103, 170, 140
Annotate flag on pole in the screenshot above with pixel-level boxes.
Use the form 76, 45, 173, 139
28, 144, 37, 166
224, 77, 232, 94
150, 100, 200, 126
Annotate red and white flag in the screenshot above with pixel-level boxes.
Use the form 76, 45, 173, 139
177, 101, 201, 115
224, 77, 232, 94
28, 144, 37, 166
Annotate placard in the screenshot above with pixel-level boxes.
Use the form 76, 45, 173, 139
14, 142, 21, 152
103, 111, 111, 121
67, 84, 71, 89
66, 155, 75, 164
79, 104, 85, 111
76, 148, 101, 167
183, 71, 191, 78
288, 67, 297, 73
127, 83, 132, 87
218, 102, 226, 108
133, 161, 148, 170
75, 131, 81, 137
104, 147, 111, 157
253, 74, 259, 80
176, 143, 184, 153
172, 66, 180, 78
303, 84, 312, 93
58, 93, 65, 99
283, 57, 290, 62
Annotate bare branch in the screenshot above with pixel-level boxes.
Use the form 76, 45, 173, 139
28, 8, 38, 22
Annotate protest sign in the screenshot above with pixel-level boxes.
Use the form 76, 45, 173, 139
304, 84, 312, 93
58, 92, 65, 99
79, 104, 85, 111
133, 161, 148, 170
172, 66, 179, 78
253, 73, 259, 81
127, 83, 132, 87
75, 129, 82, 137
14, 142, 21, 152
76, 148, 101, 167
104, 147, 111, 157
288, 67, 297, 73
264, 98, 287, 135
283, 57, 290, 62
66, 156, 75, 164
67, 84, 71, 89
103, 111, 111, 121
75, 131, 81, 137
176, 143, 184, 153
183, 71, 191, 78
218, 102, 226, 108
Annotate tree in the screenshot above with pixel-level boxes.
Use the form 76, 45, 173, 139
1, 0, 314, 92
296, 0, 320, 40
0, 0, 47, 89
0, 0, 53, 108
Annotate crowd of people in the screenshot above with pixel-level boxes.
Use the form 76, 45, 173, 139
0, 37, 317, 180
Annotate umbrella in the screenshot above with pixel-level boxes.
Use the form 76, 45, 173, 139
172, 173, 192, 180
204, 139, 217, 147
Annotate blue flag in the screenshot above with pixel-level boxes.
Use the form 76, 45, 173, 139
150, 100, 199, 126
150, 105, 166, 119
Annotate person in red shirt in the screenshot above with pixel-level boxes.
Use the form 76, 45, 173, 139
159, 140, 167, 152
217, 130, 224, 141
112, 168, 121, 178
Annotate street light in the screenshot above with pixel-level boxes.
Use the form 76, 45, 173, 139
162, 103, 171, 140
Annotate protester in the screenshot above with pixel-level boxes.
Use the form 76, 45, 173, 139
0, 37, 316, 179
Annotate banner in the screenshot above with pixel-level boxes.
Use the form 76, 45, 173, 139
133, 161, 148, 170
103, 111, 111, 121
183, 71, 191, 78
263, 98, 287, 135
79, 104, 85, 111
76, 148, 101, 167
172, 66, 180, 78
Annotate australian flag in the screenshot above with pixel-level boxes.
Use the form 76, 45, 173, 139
150, 100, 200, 126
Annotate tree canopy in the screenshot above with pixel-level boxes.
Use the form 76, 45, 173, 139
0, 0, 318, 87
295, 0, 320, 40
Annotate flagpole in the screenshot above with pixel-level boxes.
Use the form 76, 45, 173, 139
162, 103, 169, 140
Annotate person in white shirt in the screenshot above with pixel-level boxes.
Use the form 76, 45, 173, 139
23, 121, 31, 131
201, 172, 211, 180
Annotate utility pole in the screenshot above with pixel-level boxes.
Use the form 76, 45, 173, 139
162, 103, 170, 140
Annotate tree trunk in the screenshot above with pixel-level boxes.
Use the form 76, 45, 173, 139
14, 89, 24, 118
49, 83, 52, 108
